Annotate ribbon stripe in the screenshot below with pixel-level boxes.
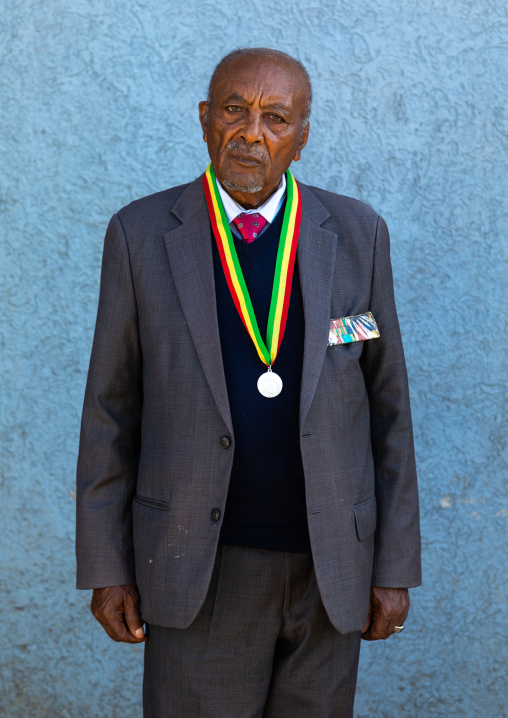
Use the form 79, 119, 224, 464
203, 163, 301, 368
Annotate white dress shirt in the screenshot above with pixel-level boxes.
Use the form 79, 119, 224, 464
216, 174, 287, 239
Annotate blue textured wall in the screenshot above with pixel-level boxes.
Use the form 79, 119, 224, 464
1, 0, 507, 715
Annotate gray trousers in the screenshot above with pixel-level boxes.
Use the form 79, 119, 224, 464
143, 545, 361, 717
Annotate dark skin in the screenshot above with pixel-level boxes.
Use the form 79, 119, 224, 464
198, 53, 310, 209
91, 584, 146, 643
91, 51, 410, 643
91, 583, 409, 643
362, 587, 410, 640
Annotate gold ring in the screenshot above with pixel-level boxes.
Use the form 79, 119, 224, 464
394, 625, 404, 633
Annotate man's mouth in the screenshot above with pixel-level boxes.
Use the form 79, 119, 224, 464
230, 152, 264, 167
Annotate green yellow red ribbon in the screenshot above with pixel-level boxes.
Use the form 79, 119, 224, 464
203, 163, 302, 367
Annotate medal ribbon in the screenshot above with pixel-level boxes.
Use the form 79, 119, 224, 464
203, 163, 302, 367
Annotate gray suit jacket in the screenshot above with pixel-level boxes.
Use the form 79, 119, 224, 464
76, 175, 421, 634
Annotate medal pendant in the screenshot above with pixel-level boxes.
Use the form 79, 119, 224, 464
257, 368, 283, 398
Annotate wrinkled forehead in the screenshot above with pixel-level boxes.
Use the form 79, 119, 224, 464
211, 56, 308, 110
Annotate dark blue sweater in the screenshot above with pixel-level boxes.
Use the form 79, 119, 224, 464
213, 204, 311, 553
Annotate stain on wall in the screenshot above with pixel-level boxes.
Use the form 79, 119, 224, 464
1, 0, 507, 715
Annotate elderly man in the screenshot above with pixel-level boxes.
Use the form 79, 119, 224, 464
76, 47, 421, 717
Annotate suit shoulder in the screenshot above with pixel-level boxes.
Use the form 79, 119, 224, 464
304, 184, 380, 223
116, 182, 190, 226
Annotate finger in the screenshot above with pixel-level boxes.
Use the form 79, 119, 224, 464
101, 612, 143, 643
97, 599, 140, 643
124, 596, 146, 640
395, 605, 410, 627
103, 601, 147, 644
362, 602, 372, 634
387, 606, 409, 636
362, 614, 391, 641
91, 592, 145, 644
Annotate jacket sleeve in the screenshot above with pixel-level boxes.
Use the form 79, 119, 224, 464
75, 213, 142, 589
361, 215, 422, 588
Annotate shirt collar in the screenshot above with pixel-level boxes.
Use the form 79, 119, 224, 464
216, 174, 287, 225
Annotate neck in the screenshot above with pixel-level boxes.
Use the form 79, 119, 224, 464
222, 179, 283, 210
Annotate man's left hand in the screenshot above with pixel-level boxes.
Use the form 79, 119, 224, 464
361, 586, 410, 641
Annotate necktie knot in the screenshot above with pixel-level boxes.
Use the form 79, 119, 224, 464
233, 212, 267, 243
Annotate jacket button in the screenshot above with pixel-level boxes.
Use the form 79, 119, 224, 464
219, 436, 231, 449
210, 508, 221, 522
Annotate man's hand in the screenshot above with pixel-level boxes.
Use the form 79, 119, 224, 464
361, 586, 410, 641
90, 585, 146, 643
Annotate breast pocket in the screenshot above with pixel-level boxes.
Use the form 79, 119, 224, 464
328, 341, 364, 358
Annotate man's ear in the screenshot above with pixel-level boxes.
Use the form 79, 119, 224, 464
198, 101, 208, 142
294, 122, 310, 162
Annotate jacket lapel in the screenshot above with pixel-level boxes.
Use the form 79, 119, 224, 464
163, 177, 233, 435
297, 184, 338, 429
162, 177, 337, 435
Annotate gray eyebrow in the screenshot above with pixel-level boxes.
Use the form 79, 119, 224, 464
223, 95, 291, 115
223, 94, 249, 104
265, 103, 290, 114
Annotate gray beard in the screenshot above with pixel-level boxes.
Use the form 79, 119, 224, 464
221, 177, 263, 194
221, 141, 266, 193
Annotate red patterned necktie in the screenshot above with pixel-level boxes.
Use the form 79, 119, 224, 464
232, 212, 267, 243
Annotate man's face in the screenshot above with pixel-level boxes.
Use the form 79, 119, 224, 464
199, 55, 310, 208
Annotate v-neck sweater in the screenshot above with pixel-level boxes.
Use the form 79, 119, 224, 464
212, 203, 311, 553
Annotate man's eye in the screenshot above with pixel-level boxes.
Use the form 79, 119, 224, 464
267, 114, 285, 123
225, 105, 243, 112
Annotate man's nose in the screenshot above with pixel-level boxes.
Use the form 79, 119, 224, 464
239, 111, 263, 144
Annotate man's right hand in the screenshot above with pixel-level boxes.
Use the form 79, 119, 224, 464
90, 585, 147, 643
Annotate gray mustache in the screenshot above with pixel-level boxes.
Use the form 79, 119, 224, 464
226, 141, 267, 161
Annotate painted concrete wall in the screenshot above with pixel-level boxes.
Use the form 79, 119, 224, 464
1, 0, 507, 715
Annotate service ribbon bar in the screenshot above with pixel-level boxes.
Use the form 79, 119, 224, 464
203, 163, 302, 367
328, 312, 380, 345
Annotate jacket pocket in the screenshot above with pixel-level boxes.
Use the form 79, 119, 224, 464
328, 341, 364, 357
353, 495, 377, 541
134, 494, 170, 511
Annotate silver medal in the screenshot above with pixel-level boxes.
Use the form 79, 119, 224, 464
257, 368, 283, 398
